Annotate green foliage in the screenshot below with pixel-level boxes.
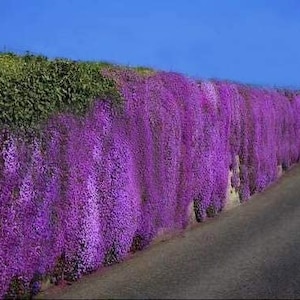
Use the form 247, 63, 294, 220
134, 66, 155, 76
0, 52, 122, 133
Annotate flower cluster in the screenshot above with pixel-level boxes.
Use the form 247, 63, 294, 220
1, 70, 300, 298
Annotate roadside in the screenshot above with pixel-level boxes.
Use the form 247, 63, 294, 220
36, 163, 300, 299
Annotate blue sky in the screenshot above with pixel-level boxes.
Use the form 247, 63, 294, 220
1, 0, 300, 88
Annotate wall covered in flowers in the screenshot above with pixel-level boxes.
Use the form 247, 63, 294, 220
1, 69, 300, 298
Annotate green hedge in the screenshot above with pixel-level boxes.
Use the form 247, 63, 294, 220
0, 52, 123, 133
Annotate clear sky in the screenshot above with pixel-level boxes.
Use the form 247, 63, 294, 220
1, 0, 300, 88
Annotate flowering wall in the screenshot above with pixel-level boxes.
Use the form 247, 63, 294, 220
1, 70, 300, 298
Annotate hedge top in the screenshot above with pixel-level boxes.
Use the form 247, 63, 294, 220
0, 52, 147, 134
0, 51, 298, 136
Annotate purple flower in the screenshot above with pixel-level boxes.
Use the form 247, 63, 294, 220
1, 68, 300, 297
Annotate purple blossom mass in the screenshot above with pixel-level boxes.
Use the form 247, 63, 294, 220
1, 70, 300, 298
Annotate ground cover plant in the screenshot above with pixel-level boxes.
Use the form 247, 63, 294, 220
1, 53, 300, 298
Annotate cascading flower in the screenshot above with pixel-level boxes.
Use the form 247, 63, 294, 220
1, 68, 300, 298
